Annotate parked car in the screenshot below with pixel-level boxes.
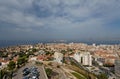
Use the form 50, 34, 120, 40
23, 76, 29, 79
23, 71, 30, 76
22, 66, 39, 79
23, 68, 29, 72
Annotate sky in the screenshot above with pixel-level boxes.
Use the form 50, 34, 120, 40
0, 0, 120, 42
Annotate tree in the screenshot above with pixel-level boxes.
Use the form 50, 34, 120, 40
7, 61, 16, 79
0, 70, 5, 79
19, 52, 27, 57
45, 68, 53, 78
97, 73, 108, 79
32, 48, 38, 52
17, 56, 28, 67
7, 61, 16, 71
61, 50, 66, 55
0, 52, 8, 58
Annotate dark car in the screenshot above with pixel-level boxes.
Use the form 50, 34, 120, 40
23, 68, 29, 72
23, 71, 30, 76
23, 76, 29, 79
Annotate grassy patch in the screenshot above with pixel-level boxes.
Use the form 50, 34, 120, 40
71, 72, 87, 79
67, 65, 97, 79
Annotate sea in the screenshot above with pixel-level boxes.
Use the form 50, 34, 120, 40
0, 40, 120, 48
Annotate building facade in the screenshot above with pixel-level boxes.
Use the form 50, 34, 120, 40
115, 59, 120, 79
73, 52, 92, 66
54, 52, 63, 64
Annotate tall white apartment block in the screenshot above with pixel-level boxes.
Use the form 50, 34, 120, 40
73, 52, 92, 66
54, 52, 63, 64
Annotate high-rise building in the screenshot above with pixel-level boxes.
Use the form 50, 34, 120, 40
73, 52, 92, 66
54, 52, 63, 64
115, 59, 120, 79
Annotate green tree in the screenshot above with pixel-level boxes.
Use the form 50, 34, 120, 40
7, 61, 16, 71
45, 68, 53, 78
45, 51, 51, 55
32, 48, 38, 52
97, 73, 108, 79
7, 61, 16, 79
17, 56, 28, 67
61, 50, 66, 55
0, 70, 5, 79
19, 52, 27, 57
28, 51, 34, 55
0, 52, 8, 58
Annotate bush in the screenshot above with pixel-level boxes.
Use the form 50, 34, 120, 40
97, 73, 108, 79
45, 68, 53, 78
0, 70, 6, 79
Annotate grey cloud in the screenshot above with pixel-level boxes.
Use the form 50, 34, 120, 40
0, 0, 120, 40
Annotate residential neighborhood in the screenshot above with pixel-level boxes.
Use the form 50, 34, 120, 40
0, 43, 120, 79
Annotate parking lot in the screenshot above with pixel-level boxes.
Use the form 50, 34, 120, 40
12, 62, 48, 79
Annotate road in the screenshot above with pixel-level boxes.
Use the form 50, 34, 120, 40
52, 68, 67, 79
12, 62, 48, 79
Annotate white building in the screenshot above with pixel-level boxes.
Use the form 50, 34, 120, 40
54, 52, 63, 64
29, 57, 37, 61
73, 52, 92, 66
0, 61, 9, 69
115, 59, 120, 79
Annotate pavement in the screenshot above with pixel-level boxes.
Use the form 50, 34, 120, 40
12, 61, 48, 79
52, 68, 67, 79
